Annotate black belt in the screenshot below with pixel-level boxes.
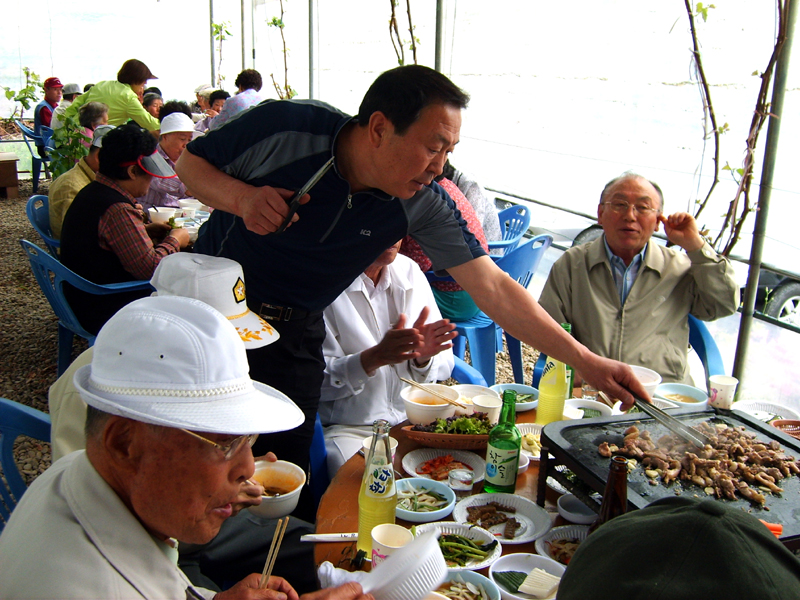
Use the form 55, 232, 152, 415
258, 302, 317, 322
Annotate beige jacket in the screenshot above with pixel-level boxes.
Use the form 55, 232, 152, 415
49, 158, 95, 239
0, 451, 215, 599
539, 237, 739, 384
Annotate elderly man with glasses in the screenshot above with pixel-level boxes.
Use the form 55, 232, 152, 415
0, 296, 371, 600
539, 172, 738, 384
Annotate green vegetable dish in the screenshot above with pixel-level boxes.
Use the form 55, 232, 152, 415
410, 414, 493, 435
437, 533, 498, 567
493, 571, 527, 593
515, 394, 536, 403
396, 485, 449, 512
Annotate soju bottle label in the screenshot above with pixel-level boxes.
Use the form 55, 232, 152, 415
364, 465, 394, 498
485, 445, 519, 485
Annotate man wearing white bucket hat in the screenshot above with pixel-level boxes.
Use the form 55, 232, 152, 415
1, 296, 370, 600
46, 254, 322, 594
138, 112, 197, 211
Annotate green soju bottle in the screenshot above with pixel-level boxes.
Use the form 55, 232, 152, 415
484, 390, 522, 494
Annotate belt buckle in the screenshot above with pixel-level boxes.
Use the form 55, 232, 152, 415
260, 303, 292, 322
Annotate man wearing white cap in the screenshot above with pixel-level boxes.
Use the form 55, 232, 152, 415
1, 296, 370, 600
137, 111, 197, 211
50, 82, 82, 129
48, 254, 321, 595
60, 123, 191, 335
49, 124, 114, 239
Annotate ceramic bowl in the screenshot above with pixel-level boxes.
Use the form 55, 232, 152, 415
656, 382, 709, 411
489, 553, 565, 600
247, 460, 305, 519
451, 384, 498, 416
395, 477, 456, 523
557, 494, 596, 525
517, 451, 530, 475
490, 383, 539, 412
401, 384, 458, 425
431, 570, 501, 600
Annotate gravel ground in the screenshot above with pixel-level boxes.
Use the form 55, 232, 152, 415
1, 179, 537, 487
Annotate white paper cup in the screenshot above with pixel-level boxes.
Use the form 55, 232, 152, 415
371, 523, 414, 566
473, 394, 502, 425
709, 375, 739, 409
362, 435, 399, 461
148, 207, 175, 224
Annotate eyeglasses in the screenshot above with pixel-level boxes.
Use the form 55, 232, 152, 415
602, 201, 659, 216
180, 429, 259, 460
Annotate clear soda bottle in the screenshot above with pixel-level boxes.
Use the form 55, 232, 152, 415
536, 357, 568, 425
357, 419, 396, 554
484, 390, 522, 494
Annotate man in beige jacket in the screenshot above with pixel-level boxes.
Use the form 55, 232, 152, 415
539, 172, 739, 384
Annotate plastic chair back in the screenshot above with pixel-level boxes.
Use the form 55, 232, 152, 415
532, 315, 725, 389
26, 195, 60, 257
0, 397, 51, 532
19, 239, 152, 375
488, 205, 532, 257
451, 356, 488, 386
452, 234, 554, 385
15, 120, 48, 194
39, 126, 55, 152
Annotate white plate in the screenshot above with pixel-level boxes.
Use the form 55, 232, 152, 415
534, 524, 590, 565
564, 399, 613, 418
733, 400, 800, 422
517, 423, 543, 461
452, 492, 552, 545
414, 522, 502, 572
488, 553, 565, 600
403, 449, 486, 483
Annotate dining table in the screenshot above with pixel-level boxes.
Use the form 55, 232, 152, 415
313, 405, 568, 571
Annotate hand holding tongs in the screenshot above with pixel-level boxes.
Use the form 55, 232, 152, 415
600, 391, 710, 449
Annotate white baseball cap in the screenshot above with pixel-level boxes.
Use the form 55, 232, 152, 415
150, 253, 279, 349
91, 124, 115, 148
160, 112, 196, 136
74, 296, 302, 434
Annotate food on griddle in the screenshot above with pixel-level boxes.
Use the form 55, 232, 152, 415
466, 502, 520, 538
416, 454, 473, 481
597, 422, 800, 505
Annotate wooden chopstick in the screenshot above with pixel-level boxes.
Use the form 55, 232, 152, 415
259, 517, 289, 588
399, 377, 467, 409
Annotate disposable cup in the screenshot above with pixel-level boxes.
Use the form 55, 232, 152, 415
448, 468, 474, 499
472, 395, 502, 424
709, 375, 739, 409
371, 523, 414, 566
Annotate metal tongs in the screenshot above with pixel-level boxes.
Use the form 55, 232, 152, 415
275, 157, 335, 234
601, 390, 711, 449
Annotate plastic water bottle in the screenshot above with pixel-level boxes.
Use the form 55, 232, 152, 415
484, 390, 522, 493
561, 323, 575, 399
357, 419, 396, 554
536, 357, 568, 425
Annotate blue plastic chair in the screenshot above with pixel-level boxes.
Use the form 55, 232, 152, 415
15, 120, 50, 194
0, 397, 51, 533
451, 234, 554, 386
26, 195, 60, 257
451, 355, 488, 386
487, 205, 531, 257
20, 239, 153, 376
531, 314, 725, 391
309, 413, 329, 509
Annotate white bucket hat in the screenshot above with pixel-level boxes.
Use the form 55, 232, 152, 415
150, 253, 279, 349
74, 296, 303, 434
160, 112, 196, 136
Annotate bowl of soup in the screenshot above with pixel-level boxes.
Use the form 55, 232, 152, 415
655, 383, 709, 411
450, 384, 499, 416
248, 460, 306, 519
401, 384, 458, 425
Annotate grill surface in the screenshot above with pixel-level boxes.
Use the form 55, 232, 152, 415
539, 408, 800, 548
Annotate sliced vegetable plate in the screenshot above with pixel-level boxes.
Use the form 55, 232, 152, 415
413, 522, 502, 572
452, 492, 552, 545
403, 448, 486, 483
